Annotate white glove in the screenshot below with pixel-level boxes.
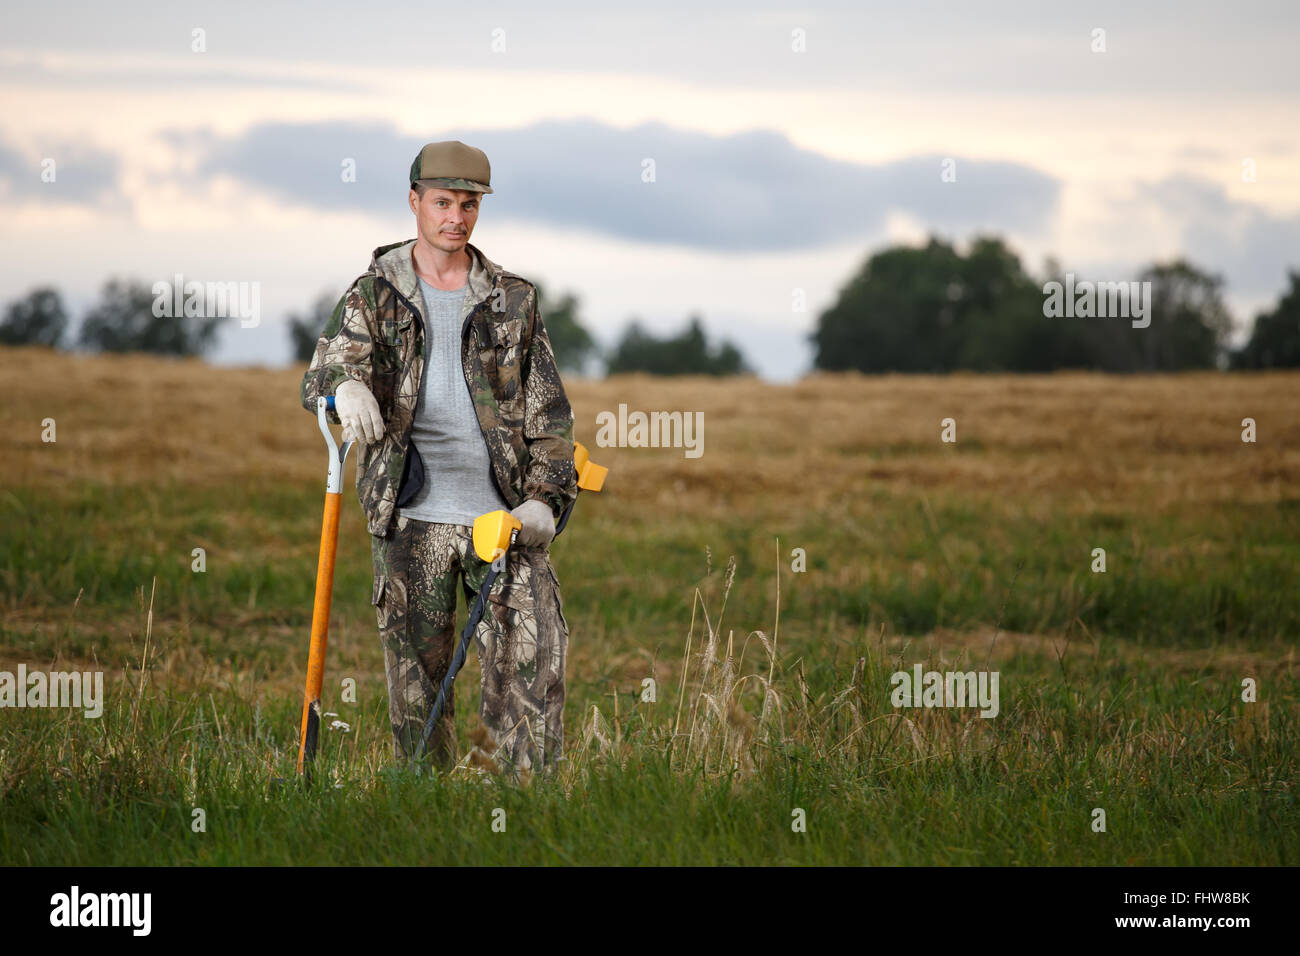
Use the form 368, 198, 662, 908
334, 380, 385, 445
511, 499, 556, 550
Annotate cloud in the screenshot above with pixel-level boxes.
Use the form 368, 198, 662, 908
1143, 174, 1300, 297
0, 51, 365, 94
188, 118, 1061, 251
5, 1, 1300, 97
185, 120, 409, 213
1174, 145, 1227, 162
0, 134, 121, 205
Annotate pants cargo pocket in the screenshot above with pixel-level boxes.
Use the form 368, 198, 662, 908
544, 562, 569, 637
372, 572, 401, 655
486, 572, 536, 630
484, 560, 540, 686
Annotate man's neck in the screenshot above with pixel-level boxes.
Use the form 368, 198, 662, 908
411, 240, 471, 290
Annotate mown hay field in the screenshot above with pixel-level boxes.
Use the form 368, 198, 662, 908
1, 346, 1296, 865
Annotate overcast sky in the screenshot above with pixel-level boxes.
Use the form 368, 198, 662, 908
3, 0, 1298, 379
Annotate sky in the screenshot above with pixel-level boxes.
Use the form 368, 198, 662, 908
2, 0, 1298, 380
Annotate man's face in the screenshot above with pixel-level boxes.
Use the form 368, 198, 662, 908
409, 186, 481, 254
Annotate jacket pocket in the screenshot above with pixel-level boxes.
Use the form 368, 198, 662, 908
491, 321, 521, 349
491, 322, 523, 400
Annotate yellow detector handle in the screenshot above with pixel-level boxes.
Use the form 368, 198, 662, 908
472, 510, 522, 563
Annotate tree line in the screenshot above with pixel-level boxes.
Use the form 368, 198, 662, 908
3, 236, 1298, 373
810, 236, 1298, 372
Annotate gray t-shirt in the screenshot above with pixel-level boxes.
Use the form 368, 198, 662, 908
399, 275, 510, 527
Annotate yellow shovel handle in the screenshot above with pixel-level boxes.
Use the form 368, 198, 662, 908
297, 490, 342, 774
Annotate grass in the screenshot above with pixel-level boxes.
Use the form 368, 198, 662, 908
1, 560, 1291, 865
0, 347, 1296, 864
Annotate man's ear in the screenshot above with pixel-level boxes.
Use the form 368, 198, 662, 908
408, 188, 419, 215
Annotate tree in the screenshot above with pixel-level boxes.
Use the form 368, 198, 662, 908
288, 290, 339, 362
1232, 269, 1300, 368
810, 236, 1234, 373
78, 278, 223, 356
534, 280, 598, 376
1132, 260, 1232, 370
952, 236, 1068, 372
810, 235, 1047, 373
606, 315, 750, 375
0, 287, 68, 347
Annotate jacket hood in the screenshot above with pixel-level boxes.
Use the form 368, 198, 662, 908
367, 238, 503, 312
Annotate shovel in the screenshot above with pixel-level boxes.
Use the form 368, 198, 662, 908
296, 394, 353, 778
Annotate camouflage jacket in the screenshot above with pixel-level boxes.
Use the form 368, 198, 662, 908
301, 238, 576, 538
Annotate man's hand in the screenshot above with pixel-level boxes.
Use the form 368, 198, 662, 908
335, 380, 385, 445
511, 499, 556, 550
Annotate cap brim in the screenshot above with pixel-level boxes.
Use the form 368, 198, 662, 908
412, 177, 493, 194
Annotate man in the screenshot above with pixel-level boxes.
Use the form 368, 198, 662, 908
300, 140, 577, 778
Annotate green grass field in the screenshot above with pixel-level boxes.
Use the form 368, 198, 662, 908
1, 349, 1296, 864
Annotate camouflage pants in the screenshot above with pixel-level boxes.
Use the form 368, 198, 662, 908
370, 512, 569, 775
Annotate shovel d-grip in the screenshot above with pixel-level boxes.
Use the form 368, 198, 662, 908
412, 441, 608, 768
297, 395, 354, 778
